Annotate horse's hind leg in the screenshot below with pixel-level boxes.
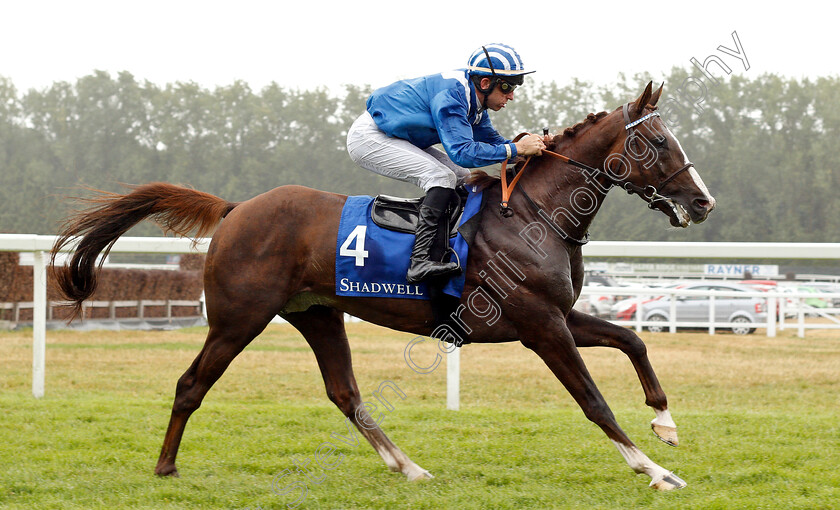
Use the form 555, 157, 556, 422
566, 309, 678, 446
283, 306, 432, 481
155, 310, 273, 476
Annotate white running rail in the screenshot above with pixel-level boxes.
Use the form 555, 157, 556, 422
3, 235, 840, 404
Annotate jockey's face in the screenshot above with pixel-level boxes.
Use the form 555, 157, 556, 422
479, 77, 515, 111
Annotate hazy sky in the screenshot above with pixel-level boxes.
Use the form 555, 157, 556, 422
2, 0, 836, 93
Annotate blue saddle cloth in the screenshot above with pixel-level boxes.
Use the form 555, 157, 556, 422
335, 188, 483, 300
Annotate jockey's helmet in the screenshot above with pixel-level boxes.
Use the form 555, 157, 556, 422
467, 43, 535, 86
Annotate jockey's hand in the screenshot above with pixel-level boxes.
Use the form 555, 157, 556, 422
542, 132, 554, 145
515, 133, 546, 157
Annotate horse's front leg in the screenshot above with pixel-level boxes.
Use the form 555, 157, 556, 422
519, 315, 686, 490
566, 309, 679, 447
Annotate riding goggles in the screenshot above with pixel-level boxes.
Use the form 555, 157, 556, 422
498, 80, 517, 94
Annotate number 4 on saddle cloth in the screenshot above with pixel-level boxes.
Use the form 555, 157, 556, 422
335, 186, 484, 301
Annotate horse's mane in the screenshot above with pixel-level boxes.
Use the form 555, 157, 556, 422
467, 111, 610, 190
561, 111, 610, 139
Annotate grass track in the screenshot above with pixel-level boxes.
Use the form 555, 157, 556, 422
1, 322, 839, 509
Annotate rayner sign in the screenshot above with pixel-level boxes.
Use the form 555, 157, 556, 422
704, 264, 779, 277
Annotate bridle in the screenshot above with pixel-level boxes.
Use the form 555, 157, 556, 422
498, 103, 696, 244
619, 102, 695, 209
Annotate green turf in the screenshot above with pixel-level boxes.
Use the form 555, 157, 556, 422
1, 323, 839, 509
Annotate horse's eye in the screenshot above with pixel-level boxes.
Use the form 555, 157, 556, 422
652, 136, 668, 149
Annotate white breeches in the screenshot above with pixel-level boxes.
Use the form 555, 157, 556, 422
346, 111, 471, 191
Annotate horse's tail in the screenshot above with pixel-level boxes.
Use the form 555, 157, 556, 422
50, 182, 239, 320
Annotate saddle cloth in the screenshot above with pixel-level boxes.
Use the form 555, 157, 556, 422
335, 187, 483, 300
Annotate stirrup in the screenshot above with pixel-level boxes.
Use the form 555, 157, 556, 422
406, 257, 461, 284
444, 246, 461, 270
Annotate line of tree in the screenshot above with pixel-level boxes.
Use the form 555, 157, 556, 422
1, 69, 838, 243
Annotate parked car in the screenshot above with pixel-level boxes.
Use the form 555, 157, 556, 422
738, 279, 778, 292
583, 271, 619, 288
794, 286, 830, 309
800, 283, 840, 308
579, 272, 628, 318
640, 282, 767, 335
610, 283, 681, 321
739, 280, 797, 318
773, 286, 800, 318
583, 282, 616, 318
816, 285, 840, 308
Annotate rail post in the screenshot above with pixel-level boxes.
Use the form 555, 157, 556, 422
766, 295, 777, 337
447, 348, 460, 411
32, 251, 46, 398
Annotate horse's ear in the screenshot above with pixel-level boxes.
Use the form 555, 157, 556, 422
632, 81, 654, 113
649, 82, 664, 107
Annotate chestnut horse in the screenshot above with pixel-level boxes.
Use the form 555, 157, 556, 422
51, 82, 714, 491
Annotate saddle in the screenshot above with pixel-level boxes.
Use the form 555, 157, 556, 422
371, 187, 467, 237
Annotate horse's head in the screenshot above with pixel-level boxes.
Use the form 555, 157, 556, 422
607, 82, 716, 227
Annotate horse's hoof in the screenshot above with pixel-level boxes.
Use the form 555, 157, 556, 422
649, 472, 687, 491
651, 423, 679, 447
405, 465, 434, 481
155, 465, 180, 477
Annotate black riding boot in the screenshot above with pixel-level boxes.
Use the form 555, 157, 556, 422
406, 187, 462, 284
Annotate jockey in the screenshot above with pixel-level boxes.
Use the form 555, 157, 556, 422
347, 43, 547, 284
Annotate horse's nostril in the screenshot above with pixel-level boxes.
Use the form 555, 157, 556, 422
693, 198, 711, 212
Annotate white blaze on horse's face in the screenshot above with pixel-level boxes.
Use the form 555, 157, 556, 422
665, 125, 715, 208
657, 124, 716, 226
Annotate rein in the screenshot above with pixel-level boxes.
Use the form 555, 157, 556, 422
499, 103, 695, 237
499, 145, 593, 245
